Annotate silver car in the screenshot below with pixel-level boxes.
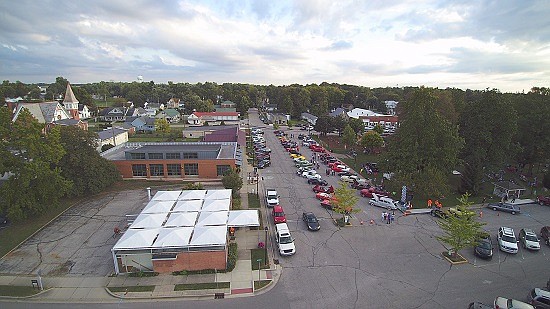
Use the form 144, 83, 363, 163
519, 228, 541, 250
488, 202, 521, 215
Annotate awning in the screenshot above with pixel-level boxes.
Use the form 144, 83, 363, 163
142, 200, 175, 213
190, 226, 227, 246
178, 190, 207, 200
227, 210, 260, 227
172, 200, 203, 212
196, 211, 229, 226
130, 213, 168, 229
152, 227, 193, 248
164, 212, 199, 227
152, 190, 182, 201
113, 228, 160, 250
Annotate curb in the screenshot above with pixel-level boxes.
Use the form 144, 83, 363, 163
441, 252, 468, 265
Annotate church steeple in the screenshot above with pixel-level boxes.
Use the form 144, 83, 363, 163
63, 82, 80, 120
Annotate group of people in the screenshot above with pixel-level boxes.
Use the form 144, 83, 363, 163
427, 199, 443, 209
381, 212, 395, 224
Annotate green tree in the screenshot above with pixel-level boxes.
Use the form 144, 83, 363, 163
222, 168, 243, 197
58, 126, 120, 196
155, 118, 170, 135
373, 124, 383, 135
342, 124, 356, 149
0, 108, 72, 220
436, 193, 486, 258
459, 90, 517, 194
332, 181, 360, 225
381, 87, 464, 198
348, 118, 364, 135
314, 115, 333, 136
330, 116, 346, 136
360, 131, 384, 153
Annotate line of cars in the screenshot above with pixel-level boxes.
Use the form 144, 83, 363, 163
250, 128, 271, 169
473, 225, 550, 260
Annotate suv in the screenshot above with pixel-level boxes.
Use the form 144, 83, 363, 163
265, 189, 279, 207
494, 297, 534, 309
498, 227, 518, 254
519, 228, 541, 250
272, 205, 287, 224
474, 235, 493, 259
275, 223, 296, 256
528, 288, 550, 309
540, 226, 550, 246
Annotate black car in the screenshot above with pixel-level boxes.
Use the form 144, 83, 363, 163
257, 160, 270, 169
302, 212, 320, 231
338, 171, 355, 177
352, 182, 370, 190
474, 236, 493, 259
308, 178, 328, 186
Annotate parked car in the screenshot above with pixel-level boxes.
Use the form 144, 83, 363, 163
360, 188, 389, 198
430, 208, 449, 219
265, 189, 279, 207
340, 174, 360, 183
448, 207, 475, 218
497, 227, 518, 254
519, 228, 541, 250
257, 160, 270, 169
312, 185, 334, 193
275, 223, 295, 256
320, 199, 333, 210
541, 226, 550, 246
488, 202, 521, 215
537, 196, 550, 206
308, 178, 329, 186
306, 173, 322, 181
474, 235, 493, 259
316, 192, 332, 200
302, 212, 320, 231
494, 297, 534, 309
272, 205, 287, 224
331, 165, 350, 173
528, 288, 550, 309
468, 302, 494, 309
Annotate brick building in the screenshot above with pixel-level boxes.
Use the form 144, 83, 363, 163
101, 141, 241, 180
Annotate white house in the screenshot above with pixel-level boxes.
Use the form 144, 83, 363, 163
187, 111, 240, 126
97, 127, 129, 151
384, 101, 399, 115
78, 104, 91, 119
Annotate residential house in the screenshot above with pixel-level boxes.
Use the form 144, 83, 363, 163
11, 101, 88, 130
78, 104, 91, 119
301, 112, 318, 125
165, 98, 181, 109
329, 107, 349, 119
359, 115, 399, 129
97, 127, 129, 151
144, 102, 164, 117
182, 125, 239, 139
267, 113, 289, 125
384, 101, 399, 115
131, 116, 156, 133
155, 109, 181, 123
99, 106, 145, 122
187, 111, 240, 126
220, 100, 236, 108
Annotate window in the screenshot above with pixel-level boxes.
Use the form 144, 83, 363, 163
148, 153, 163, 159
166, 152, 181, 159
167, 164, 181, 176
132, 164, 147, 177
217, 165, 231, 176
183, 153, 198, 159
184, 163, 199, 176
149, 164, 164, 177
130, 153, 146, 160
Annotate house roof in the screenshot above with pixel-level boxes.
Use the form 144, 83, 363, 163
63, 83, 79, 104
347, 108, 384, 119
192, 111, 239, 117
97, 127, 127, 140
329, 108, 347, 117
203, 126, 239, 143
13, 102, 70, 123
54, 118, 82, 126
301, 112, 318, 121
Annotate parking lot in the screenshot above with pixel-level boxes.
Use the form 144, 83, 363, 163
253, 110, 550, 308
0, 190, 149, 276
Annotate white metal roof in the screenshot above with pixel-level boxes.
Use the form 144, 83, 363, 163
130, 213, 168, 229
152, 190, 182, 201
113, 228, 160, 250
227, 210, 260, 227
202, 199, 231, 212
205, 189, 232, 200
178, 190, 207, 200
164, 212, 199, 227
190, 226, 227, 246
196, 211, 229, 226
152, 227, 193, 248
172, 200, 204, 212
142, 200, 175, 213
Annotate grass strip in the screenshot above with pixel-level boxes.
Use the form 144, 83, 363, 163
0, 285, 43, 297
108, 286, 155, 293
251, 248, 269, 270
254, 280, 271, 290
174, 282, 230, 291
248, 193, 261, 208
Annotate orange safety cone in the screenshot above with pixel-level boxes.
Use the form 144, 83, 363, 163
369, 219, 374, 225
360, 220, 364, 225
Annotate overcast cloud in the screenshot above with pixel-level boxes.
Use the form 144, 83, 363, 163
0, 0, 548, 91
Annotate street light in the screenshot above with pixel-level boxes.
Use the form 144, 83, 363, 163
256, 258, 262, 282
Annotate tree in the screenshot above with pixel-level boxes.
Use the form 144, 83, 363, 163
58, 126, 120, 196
373, 124, 383, 135
222, 168, 243, 197
155, 118, 170, 135
381, 87, 464, 198
0, 108, 72, 220
314, 115, 333, 136
342, 124, 356, 149
330, 116, 346, 136
436, 193, 486, 258
331, 181, 360, 226
348, 118, 364, 135
360, 131, 384, 153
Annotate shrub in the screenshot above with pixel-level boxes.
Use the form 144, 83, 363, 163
129, 271, 159, 277
183, 182, 204, 190
226, 243, 238, 272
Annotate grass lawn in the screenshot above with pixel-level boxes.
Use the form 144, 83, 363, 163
108, 286, 155, 293
248, 193, 261, 208
174, 282, 230, 291
254, 280, 271, 290
251, 248, 269, 270
0, 285, 42, 297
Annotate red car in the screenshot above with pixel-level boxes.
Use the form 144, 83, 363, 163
360, 188, 389, 198
320, 199, 333, 210
331, 165, 350, 173
313, 185, 334, 193
312, 147, 326, 153
316, 192, 332, 200
537, 196, 550, 206
272, 205, 287, 224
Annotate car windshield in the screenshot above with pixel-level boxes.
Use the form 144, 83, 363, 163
525, 234, 538, 242
478, 241, 492, 249
279, 236, 293, 244
501, 235, 516, 243
274, 211, 284, 217
307, 216, 318, 223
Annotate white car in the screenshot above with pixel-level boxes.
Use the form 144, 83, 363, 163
275, 223, 296, 256
335, 165, 350, 172
301, 170, 317, 178
497, 227, 518, 254
265, 189, 279, 207
306, 173, 322, 180
494, 297, 533, 309
340, 175, 360, 183
369, 195, 400, 210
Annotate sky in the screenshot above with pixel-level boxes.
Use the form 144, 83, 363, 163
1, 0, 549, 92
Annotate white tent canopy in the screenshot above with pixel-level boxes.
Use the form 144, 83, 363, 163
142, 200, 175, 214
164, 212, 199, 227
190, 226, 227, 246
205, 189, 232, 200
173, 200, 203, 212
227, 210, 260, 227
178, 190, 206, 200
152, 190, 182, 201
202, 199, 230, 212
130, 213, 168, 229
113, 228, 159, 250
196, 211, 229, 226
152, 227, 193, 248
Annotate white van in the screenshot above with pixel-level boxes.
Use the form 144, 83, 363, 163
275, 223, 296, 256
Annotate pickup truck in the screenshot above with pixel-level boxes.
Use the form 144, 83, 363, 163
265, 189, 279, 207
275, 223, 296, 256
